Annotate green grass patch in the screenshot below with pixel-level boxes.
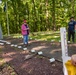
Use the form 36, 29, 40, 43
3, 31, 61, 42
29, 31, 61, 42
3, 31, 76, 43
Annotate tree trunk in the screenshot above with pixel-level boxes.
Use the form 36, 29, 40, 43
52, 0, 56, 30
45, 0, 49, 31
72, 0, 75, 16
32, 0, 37, 32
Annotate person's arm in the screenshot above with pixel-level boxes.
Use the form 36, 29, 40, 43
27, 25, 29, 30
21, 25, 27, 31
75, 24, 76, 30
66, 22, 69, 32
27, 28, 29, 30
74, 22, 76, 32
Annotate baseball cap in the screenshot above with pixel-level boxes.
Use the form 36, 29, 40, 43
23, 20, 26, 23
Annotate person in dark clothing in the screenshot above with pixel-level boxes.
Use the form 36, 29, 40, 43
68, 17, 76, 43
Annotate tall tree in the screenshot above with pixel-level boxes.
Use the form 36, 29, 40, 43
52, 0, 56, 30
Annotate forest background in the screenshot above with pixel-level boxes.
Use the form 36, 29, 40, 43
0, 0, 75, 35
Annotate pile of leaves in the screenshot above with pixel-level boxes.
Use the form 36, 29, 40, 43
0, 63, 17, 75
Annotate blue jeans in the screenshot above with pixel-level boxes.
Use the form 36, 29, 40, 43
23, 35, 28, 44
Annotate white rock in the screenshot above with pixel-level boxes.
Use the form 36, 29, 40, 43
18, 46, 22, 48
11, 44, 14, 47
25, 55, 32, 59
31, 49, 35, 53
0, 40, 7, 43
0, 43, 4, 45
23, 48, 27, 50
6, 42, 11, 44
38, 51, 43, 55
49, 58, 55, 63
14, 45, 18, 47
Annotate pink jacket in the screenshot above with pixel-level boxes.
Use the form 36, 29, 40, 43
21, 24, 29, 35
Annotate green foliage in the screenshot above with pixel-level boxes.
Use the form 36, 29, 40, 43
0, 0, 75, 34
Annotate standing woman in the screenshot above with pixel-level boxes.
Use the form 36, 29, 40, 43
21, 20, 29, 46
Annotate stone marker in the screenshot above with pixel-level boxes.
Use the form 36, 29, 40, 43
60, 27, 71, 75
31, 49, 35, 53
0, 43, 4, 45
49, 58, 55, 63
38, 51, 43, 55
23, 48, 27, 50
14, 45, 18, 47
6, 42, 11, 45
11, 44, 14, 47
18, 46, 22, 48
60, 27, 68, 58
0, 40, 7, 43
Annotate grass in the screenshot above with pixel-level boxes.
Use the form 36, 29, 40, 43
3, 31, 76, 43
7, 31, 61, 42
29, 31, 61, 42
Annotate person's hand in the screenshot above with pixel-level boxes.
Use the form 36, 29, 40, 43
27, 28, 29, 30
71, 54, 76, 66
75, 30, 76, 33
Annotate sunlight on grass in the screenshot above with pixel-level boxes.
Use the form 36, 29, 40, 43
29, 31, 61, 42
4, 31, 62, 42
0, 58, 5, 65
0, 58, 4, 62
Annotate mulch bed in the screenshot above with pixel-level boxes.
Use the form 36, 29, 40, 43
1, 44, 63, 75
1, 37, 75, 75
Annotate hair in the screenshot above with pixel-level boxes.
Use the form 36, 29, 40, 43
70, 16, 74, 19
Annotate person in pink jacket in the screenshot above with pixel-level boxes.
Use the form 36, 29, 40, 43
21, 20, 29, 46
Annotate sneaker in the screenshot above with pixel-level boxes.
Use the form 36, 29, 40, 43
25, 44, 28, 47
68, 41, 70, 43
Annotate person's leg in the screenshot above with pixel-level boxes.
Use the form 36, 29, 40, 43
23, 35, 25, 44
72, 31, 75, 42
68, 30, 71, 41
26, 35, 28, 45
23, 35, 27, 44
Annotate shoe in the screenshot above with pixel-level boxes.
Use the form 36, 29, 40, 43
68, 41, 70, 43
23, 44, 27, 47
25, 44, 28, 47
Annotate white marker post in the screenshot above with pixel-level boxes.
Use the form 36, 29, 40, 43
60, 27, 71, 75
60, 27, 68, 57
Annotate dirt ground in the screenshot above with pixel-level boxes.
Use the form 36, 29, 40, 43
0, 37, 76, 75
